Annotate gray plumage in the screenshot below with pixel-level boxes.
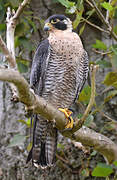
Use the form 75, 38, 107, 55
26, 14, 89, 168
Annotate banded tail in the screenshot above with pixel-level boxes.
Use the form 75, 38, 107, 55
26, 115, 57, 168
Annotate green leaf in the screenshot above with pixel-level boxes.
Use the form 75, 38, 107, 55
16, 56, 30, 73
92, 40, 107, 50
16, 57, 30, 66
18, 118, 32, 127
96, 59, 112, 68
91, 150, 97, 156
111, 44, 117, 55
114, 9, 117, 18
79, 85, 91, 105
18, 37, 33, 50
17, 61, 28, 73
86, 9, 95, 18
57, 143, 65, 149
26, 118, 33, 127
81, 168, 89, 177
27, 142, 32, 151
15, 23, 25, 36
79, 23, 85, 36
18, 119, 28, 125
73, 11, 83, 29
26, 17, 37, 32
92, 163, 113, 177
8, 134, 26, 147
76, 0, 84, 10
113, 25, 117, 35
57, 0, 75, 8
113, 161, 117, 166
104, 90, 117, 103
84, 114, 94, 127
0, 24, 6, 31
103, 72, 117, 86
101, 2, 113, 11
9, 0, 20, 8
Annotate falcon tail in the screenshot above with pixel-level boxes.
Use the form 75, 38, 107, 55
26, 115, 57, 169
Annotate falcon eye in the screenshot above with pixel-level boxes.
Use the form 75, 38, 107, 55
51, 18, 60, 24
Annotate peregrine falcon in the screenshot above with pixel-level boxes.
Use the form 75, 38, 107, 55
26, 14, 89, 168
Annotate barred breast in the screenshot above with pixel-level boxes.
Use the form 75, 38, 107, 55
42, 45, 78, 108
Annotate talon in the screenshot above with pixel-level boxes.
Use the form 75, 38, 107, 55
58, 108, 74, 129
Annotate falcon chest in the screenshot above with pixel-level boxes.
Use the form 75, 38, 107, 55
42, 31, 83, 107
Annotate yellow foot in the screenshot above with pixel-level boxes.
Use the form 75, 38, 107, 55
59, 108, 74, 129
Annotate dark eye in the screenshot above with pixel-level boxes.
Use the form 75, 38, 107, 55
51, 19, 60, 24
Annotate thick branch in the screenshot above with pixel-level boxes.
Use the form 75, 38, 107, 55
72, 127, 117, 164
0, 68, 117, 163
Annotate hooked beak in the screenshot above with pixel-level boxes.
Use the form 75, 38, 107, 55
44, 23, 52, 31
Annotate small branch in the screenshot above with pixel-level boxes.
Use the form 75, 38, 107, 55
89, 0, 117, 41
0, 36, 16, 68
90, 0, 111, 28
6, 7, 16, 62
13, 0, 30, 20
82, 17, 109, 34
92, 48, 112, 55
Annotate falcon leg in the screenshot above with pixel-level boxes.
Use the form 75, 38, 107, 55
58, 108, 74, 129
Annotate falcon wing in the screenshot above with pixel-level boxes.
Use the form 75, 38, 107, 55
30, 39, 49, 95
27, 39, 50, 164
74, 50, 89, 102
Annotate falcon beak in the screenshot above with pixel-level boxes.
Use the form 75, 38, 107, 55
44, 23, 52, 31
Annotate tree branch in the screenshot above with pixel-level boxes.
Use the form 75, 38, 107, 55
13, 0, 30, 20
0, 36, 16, 68
89, 0, 117, 41
82, 17, 109, 34
0, 67, 117, 163
4, 0, 30, 100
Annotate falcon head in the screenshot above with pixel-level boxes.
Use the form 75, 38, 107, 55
44, 14, 72, 32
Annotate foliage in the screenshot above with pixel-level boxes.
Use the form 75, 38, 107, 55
92, 162, 117, 178
0, 0, 36, 72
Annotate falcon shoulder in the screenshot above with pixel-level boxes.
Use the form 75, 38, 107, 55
30, 39, 49, 95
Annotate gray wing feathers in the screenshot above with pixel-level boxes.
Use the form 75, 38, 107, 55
74, 50, 89, 102
30, 39, 49, 94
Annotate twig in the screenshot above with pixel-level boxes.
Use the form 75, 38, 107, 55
85, 0, 94, 8
82, 17, 109, 34
92, 48, 112, 55
13, 0, 30, 20
101, 111, 117, 123
90, 0, 111, 28
56, 154, 70, 165
89, 0, 117, 41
